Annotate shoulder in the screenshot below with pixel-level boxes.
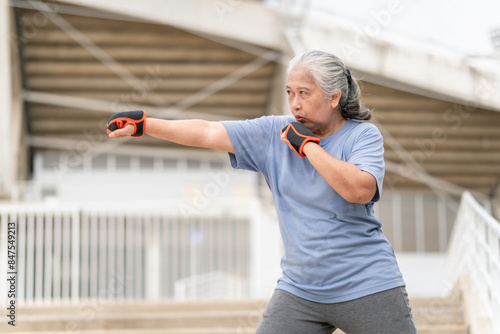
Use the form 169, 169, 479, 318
226, 115, 294, 127
349, 120, 380, 133
349, 121, 382, 140
222, 115, 295, 142
257, 115, 295, 129
338, 121, 383, 153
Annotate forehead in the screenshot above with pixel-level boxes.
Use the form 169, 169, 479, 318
287, 67, 316, 88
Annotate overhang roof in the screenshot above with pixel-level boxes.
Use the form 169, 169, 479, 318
10, 0, 500, 198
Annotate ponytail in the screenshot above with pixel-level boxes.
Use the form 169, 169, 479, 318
340, 69, 371, 120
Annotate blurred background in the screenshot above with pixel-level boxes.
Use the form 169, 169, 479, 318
0, 0, 500, 333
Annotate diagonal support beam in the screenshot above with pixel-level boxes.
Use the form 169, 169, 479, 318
384, 160, 488, 201
374, 117, 490, 202
22, 91, 240, 121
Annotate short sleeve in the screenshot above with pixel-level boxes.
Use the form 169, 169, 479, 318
347, 124, 385, 202
221, 116, 277, 173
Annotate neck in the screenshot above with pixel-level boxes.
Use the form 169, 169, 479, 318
313, 113, 347, 139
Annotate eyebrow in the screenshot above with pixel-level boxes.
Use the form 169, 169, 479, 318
285, 85, 311, 90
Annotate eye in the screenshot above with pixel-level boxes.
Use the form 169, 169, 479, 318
300, 90, 307, 95
286, 90, 292, 95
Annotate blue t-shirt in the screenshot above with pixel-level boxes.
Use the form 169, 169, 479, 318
222, 115, 405, 303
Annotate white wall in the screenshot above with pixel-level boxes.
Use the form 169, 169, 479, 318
396, 253, 447, 298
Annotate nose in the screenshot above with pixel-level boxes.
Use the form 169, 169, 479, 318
291, 96, 301, 111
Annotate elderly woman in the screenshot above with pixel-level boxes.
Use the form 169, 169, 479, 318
108, 50, 416, 333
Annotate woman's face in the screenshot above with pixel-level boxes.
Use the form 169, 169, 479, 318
286, 66, 342, 137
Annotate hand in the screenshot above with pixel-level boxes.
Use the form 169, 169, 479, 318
107, 110, 146, 138
108, 124, 135, 138
280, 122, 320, 157
280, 130, 293, 150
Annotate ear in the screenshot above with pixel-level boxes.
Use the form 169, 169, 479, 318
330, 90, 342, 109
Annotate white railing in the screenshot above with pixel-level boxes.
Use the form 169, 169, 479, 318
0, 200, 282, 306
445, 192, 500, 333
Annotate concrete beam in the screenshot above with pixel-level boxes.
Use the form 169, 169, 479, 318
58, 0, 286, 51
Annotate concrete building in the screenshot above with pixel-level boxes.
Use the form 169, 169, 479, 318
1, 0, 499, 332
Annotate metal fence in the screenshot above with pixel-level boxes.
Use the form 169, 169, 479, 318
2, 187, 490, 309
445, 192, 500, 333
0, 203, 255, 306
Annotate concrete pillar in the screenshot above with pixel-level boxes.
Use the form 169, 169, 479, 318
0, 0, 13, 199
0, 4, 26, 200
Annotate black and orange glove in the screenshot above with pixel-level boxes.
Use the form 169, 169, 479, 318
107, 110, 146, 137
281, 122, 320, 157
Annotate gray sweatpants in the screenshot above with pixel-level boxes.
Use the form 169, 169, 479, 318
256, 287, 417, 334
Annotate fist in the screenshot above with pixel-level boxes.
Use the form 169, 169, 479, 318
107, 110, 146, 138
280, 122, 320, 157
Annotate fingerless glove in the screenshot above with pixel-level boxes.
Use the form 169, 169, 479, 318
107, 110, 146, 137
281, 122, 320, 157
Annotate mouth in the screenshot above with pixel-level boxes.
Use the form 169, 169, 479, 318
294, 115, 305, 123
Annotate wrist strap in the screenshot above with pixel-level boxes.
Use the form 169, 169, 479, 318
281, 122, 320, 157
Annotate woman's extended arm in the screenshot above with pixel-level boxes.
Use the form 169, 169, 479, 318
109, 118, 234, 154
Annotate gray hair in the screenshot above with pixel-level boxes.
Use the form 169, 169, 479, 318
287, 50, 371, 120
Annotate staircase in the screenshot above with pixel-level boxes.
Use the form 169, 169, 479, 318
410, 296, 468, 334
0, 296, 467, 334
